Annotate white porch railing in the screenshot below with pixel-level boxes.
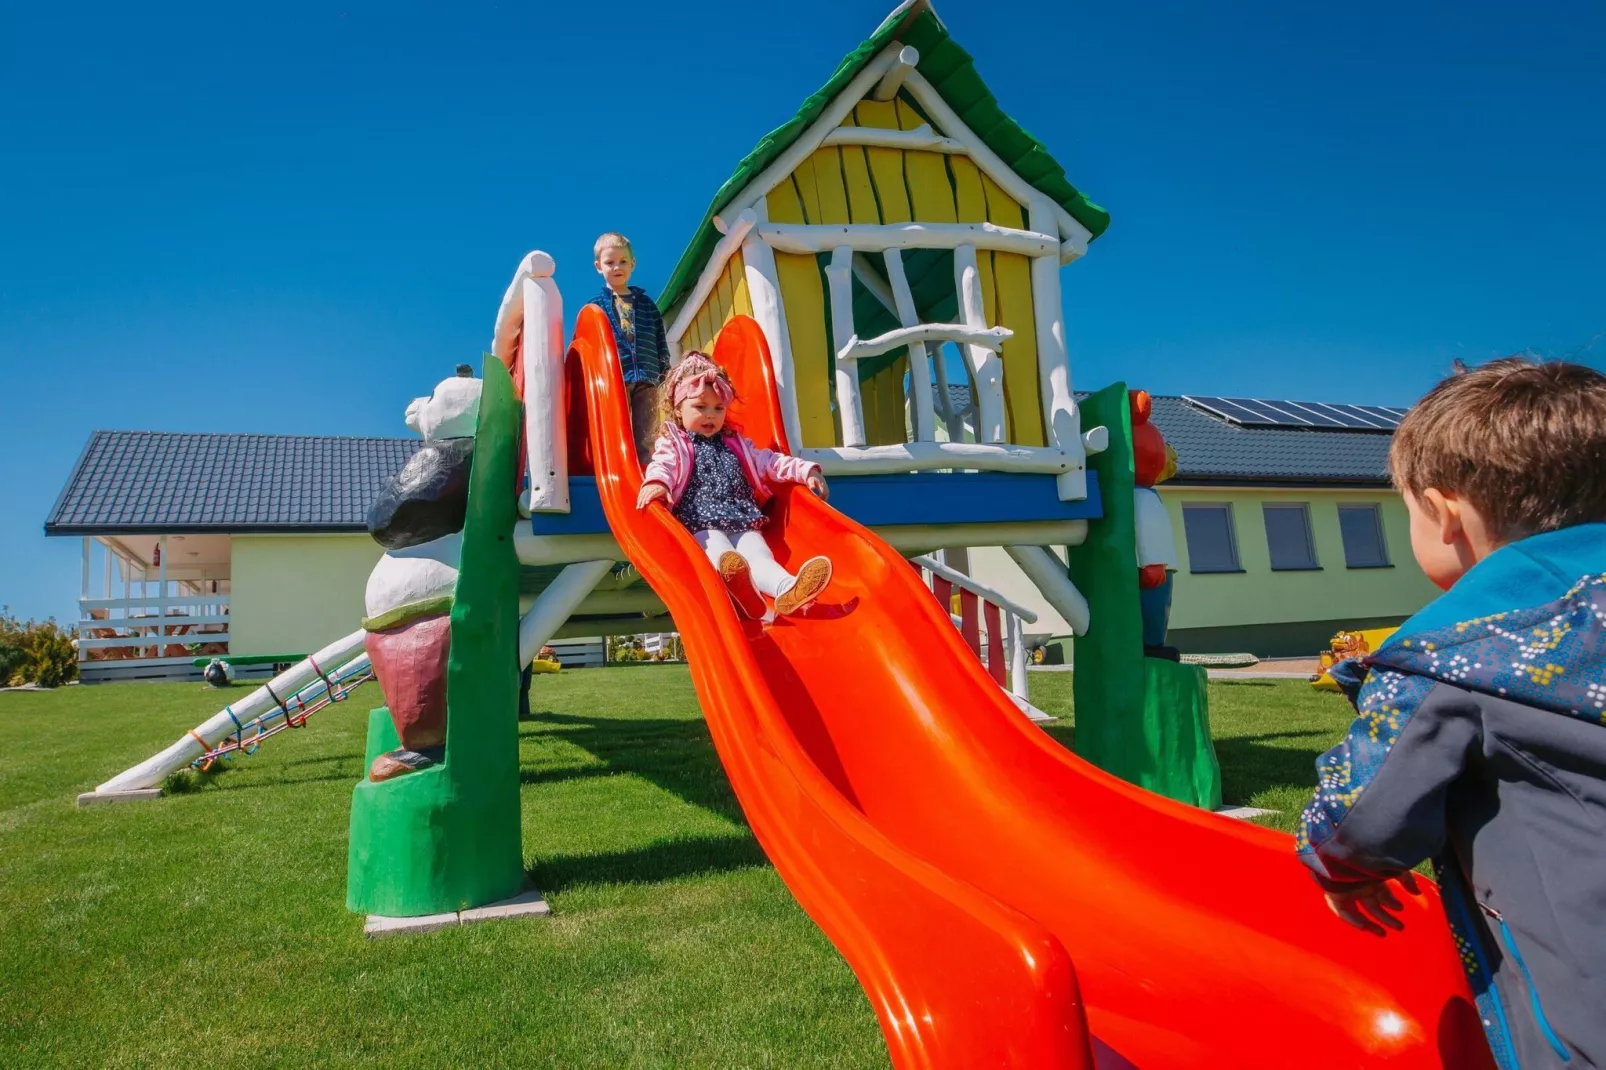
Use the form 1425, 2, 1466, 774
76, 594, 230, 660
911, 555, 1051, 723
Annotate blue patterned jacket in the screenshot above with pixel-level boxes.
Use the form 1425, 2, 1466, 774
588, 285, 669, 385
1298, 523, 1606, 1069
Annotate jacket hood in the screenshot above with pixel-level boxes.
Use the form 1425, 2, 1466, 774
1336, 524, 1606, 723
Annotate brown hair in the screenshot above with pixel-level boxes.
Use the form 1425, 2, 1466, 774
656, 351, 738, 433
1390, 356, 1606, 541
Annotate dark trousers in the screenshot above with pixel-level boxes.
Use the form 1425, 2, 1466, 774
628, 381, 660, 467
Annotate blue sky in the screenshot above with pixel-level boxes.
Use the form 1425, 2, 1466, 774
2, 0, 1602, 623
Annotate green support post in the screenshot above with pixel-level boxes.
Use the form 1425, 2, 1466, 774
346, 355, 527, 917
1068, 383, 1222, 810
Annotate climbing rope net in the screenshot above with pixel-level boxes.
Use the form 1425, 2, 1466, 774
191, 656, 374, 772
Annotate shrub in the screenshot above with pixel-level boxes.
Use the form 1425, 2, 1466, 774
0, 609, 79, 687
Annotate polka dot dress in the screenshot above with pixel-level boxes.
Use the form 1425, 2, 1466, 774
672, 433, 766, 535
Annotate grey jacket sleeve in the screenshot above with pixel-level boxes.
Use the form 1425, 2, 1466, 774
1296, 670, 1483, 889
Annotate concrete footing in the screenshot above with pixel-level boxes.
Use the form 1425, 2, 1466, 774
364, 885, 550, 938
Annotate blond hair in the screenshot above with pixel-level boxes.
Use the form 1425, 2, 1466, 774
1391, 357, 1606, 541
593, 232, 633, 260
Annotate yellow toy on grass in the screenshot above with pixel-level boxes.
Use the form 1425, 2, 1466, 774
1310, 627, 1399, 690
530, 645, 562, 674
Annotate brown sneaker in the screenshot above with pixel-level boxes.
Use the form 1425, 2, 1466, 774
718, 551, 767, 619
775, 556, 832, 616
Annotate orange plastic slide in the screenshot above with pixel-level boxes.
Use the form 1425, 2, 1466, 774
566, 307, 1493, 1069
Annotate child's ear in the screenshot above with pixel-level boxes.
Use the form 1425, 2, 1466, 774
1423, 488, 1464, 545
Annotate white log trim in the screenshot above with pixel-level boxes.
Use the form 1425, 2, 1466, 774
911, 555, 1038, 623
1083, 425, 1109, 455
521, 269, 569, 514
716, 43, 908, 224
825, 245, 867, 448
1006, 545, 1091, 636
738, 200, 805, 451
517, 559, 616, 668
955, 244, 1006, 444
871, 44, 920, 101
800, 440, 1073, 475
665, 209, 757, 345
820, 123, 964, 155
838, 323, 1010, 363
882, 520, 1088, 556
1027, 196, 1088, 501
850, 253, 899, 317
1008, 615, 1030, 700
900, 69, 1095, 256
757, 221, 1058, 258
491, 250, 557, 367
882, 249, 936, 442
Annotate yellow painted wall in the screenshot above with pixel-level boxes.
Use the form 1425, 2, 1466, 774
1162, 487, 1439, 630
679, 250, 752, 358
230, 534, 384, 655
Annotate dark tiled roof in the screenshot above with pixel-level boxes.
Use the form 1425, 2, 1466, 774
1148, 396, 1392, 486
44, 431, 420, 535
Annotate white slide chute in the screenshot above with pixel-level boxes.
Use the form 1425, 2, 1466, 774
82, 631, 372, 802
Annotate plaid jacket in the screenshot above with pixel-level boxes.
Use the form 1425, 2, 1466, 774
589, 286, 669, 385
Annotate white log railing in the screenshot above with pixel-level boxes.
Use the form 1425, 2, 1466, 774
837, 323, 1010, 363
911, 555, 1052, 723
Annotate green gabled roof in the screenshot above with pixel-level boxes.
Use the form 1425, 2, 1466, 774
658, 0, 1110, 319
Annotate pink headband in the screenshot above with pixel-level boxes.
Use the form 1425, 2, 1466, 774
670, 354, 735, 407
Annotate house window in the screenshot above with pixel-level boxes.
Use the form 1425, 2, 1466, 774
1263, 503, 1319, 570
1182, 504, 1241, 573
1338, 503, 1391, 568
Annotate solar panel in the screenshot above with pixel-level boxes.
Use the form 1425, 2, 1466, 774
1309, 403, 1389, 429
1276, 401, 1350, 428
1355, 405, 1406, 428
1182, 396, 1407, 432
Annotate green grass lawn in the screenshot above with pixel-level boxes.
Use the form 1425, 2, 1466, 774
0, 666, 1357, 1067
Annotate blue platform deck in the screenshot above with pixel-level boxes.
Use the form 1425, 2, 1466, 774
529, 470, 1102, 537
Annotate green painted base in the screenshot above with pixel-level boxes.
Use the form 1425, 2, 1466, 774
345, 742, 525, 918
363, 706, 400, 768
1138, 659, 1223, 810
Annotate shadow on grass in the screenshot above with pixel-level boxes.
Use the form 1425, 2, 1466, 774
532, 833, 768, 894
1214, 731, 1326, 804
528, 712, 745, 824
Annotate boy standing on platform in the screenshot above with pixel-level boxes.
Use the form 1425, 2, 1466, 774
589, 232, 670, 466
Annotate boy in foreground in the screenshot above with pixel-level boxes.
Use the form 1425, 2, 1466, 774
588, 232, 670, 466
1296, 358, 1606, 1069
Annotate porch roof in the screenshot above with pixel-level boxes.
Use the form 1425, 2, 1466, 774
44, 431, 419, 536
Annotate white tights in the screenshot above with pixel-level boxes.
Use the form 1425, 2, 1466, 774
694, 529, 797, 597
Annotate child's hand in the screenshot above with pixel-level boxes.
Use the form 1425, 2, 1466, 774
1324, 872, 1418, 935
806, 472, 829, 501
637, 482, 669, 509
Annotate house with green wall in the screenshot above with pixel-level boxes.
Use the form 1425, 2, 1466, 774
970, 393, 1440, 659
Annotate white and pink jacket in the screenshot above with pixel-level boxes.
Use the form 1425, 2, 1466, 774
642, 423, 820, 508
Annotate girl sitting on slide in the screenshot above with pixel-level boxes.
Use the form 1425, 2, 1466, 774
636, 352, 833, 617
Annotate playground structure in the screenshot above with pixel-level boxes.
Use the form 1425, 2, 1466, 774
80, 2, 1495, 1066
